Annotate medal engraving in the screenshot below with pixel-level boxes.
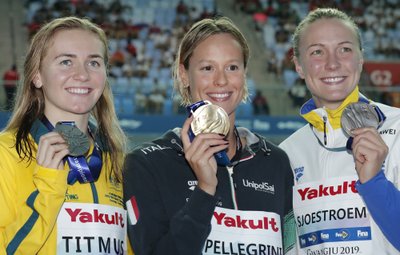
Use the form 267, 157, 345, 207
191, 103, 230, 136
341, 102, 380, 137
55, 123, 90, 156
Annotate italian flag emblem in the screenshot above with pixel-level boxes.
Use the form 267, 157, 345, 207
126, 196, 140, 225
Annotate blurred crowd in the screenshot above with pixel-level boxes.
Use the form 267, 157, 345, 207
24, 0, 216, 115
22, 0, 400, 115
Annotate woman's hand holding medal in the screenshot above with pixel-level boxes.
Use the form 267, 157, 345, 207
36, 132, 70, 170
37, 122, 90, 170
341, 103, 388, 183
181, 101, 230, 195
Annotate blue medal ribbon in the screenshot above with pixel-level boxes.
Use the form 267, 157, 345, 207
41, 117, 102, 184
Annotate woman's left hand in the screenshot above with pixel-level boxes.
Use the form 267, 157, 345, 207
351, 127, 388, 183
181, 116, 229, 195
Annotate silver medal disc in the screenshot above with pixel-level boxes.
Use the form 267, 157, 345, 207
341, 102, 380, 137
55, 123, 90, 156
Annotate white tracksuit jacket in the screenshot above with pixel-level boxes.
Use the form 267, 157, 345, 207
280, 90, 400, 255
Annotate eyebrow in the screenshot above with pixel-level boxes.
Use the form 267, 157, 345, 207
307, 41, 354, 50
54, 53, 103, 59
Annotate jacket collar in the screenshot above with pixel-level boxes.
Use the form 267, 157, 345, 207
300, 86, 366, 132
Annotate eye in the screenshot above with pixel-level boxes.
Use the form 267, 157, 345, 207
88, 60, 101, 67
60, 59, 72, 66
227, 65, 239, 71
201, 65, 213, 71
340, 47, 352, 53
310, 49, 323, 56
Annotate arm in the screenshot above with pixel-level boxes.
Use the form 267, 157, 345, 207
280, 150, 296, 255
351, 127, 400, 250
0, 132, 69, 254
0, 158, 68, 254
124, 154, 217, 255
356, 171, 400, 251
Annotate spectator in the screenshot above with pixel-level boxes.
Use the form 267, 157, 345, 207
252, 89, 270, 115
288, 78, 307, 108
2, 64, 19, 111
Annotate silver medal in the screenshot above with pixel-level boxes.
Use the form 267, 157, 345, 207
341, 102, 380, 137
54, 123, 90, 156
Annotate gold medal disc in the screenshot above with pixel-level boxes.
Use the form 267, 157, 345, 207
190, 104, 230, 136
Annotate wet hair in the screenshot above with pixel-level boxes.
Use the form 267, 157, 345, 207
292, 8, 362, 58
5, 16, 126, 181
172, 16, 250, 106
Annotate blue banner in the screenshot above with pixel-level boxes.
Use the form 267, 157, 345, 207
0, 112, 306, 136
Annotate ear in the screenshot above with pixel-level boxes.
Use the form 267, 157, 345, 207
293, 56, 305, 79
179, 64, 189, 88
358, 56, 364, 73
33, 73, 43, 88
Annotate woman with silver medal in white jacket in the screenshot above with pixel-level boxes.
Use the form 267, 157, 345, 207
280, 8, 400, 254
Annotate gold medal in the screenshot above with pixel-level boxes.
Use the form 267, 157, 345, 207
190, 102, 230, 136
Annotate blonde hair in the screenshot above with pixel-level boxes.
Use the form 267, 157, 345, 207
292, 8, 362, 58
5, 16, 127, 182
172, 16, 250, 106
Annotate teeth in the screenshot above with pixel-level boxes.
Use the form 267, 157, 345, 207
209, 93, 229, 98
67, 88, 89, 94
323, 77, 343, 83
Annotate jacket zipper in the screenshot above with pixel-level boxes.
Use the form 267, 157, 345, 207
323, 115, 327, 145
226, 166, 238, 210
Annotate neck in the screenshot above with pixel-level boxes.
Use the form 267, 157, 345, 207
44, 112, 89, 135
226, 126, 241, 159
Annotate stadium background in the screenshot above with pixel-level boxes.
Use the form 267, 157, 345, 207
0, 0, 399, 147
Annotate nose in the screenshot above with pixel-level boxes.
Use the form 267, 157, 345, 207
325, 52, 340, 70
214, 69, 228, 87
73, 63, 89, 81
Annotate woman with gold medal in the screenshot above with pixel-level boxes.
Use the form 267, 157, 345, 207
124, 17, 296, 255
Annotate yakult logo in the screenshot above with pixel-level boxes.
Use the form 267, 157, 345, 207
242, 179, 275, 194
298, 180, 357, 201
65, 208, 125, 228
213, 212, 279, 232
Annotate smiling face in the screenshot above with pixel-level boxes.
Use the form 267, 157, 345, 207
293, 18, 364, 109
34, 29, 106, 122
180, 33, 246, 118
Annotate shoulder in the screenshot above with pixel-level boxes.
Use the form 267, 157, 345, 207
376, 102, 400, 123
0, 130, 19, 156
279, 124, 311, 150
242, 128, 291, 164
125, 130, 182, 166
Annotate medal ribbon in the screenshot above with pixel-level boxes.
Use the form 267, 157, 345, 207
41, 117, 102, 184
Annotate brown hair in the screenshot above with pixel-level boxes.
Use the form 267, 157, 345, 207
172, 16, 250, 106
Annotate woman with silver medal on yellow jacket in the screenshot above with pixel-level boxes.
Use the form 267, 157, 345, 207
0, 17, 133, 254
